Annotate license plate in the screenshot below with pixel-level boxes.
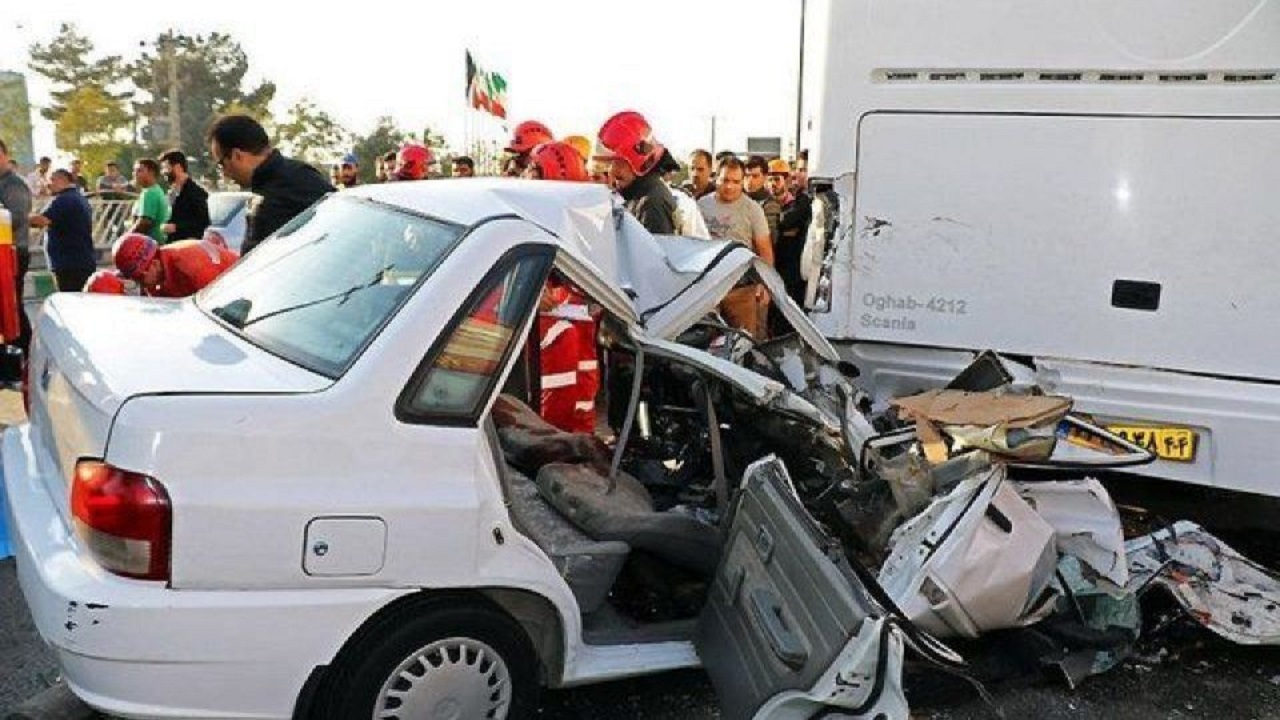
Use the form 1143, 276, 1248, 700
1105, 425, 1198, 463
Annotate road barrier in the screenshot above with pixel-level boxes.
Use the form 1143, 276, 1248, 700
25, 196, 136, 298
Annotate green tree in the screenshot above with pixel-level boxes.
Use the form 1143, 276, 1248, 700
350, 117, 411, 183
28, 23, 130, 123
275, 98, 349, 169
55, 86, 133, 182
131, 31, 276, 171
0, 75, 34, 164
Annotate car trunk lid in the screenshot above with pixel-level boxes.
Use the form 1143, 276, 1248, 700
25, 293, 330, 517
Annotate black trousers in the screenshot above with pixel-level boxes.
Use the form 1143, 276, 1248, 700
54, 268, 96, 294
14, 246, 30, 353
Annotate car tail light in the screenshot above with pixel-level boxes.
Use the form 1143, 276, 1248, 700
71, 460, 172, 582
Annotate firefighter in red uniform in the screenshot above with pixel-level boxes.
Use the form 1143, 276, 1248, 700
112, 232, 239, 298
504, 121, 554, 177
393, 144, 432, 181
525, 143, 599, 433
83, 269, 126, 294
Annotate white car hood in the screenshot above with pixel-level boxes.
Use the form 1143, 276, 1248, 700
38, 293, 331, 415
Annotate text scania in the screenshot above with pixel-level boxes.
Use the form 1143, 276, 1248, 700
861, 314, 917, 331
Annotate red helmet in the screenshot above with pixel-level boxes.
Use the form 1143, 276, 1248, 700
112, 233, 159, 280
396, 144, 432, 180
506, 120, 554, 155
527, 142, 589, 182
598, 111, 665, 176
84, 269, 126, 295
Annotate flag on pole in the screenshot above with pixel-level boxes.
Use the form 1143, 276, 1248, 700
466, 50, 508, 119
488, 72, 508, 119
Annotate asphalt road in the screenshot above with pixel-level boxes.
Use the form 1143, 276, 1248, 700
4, 553, 1279, 720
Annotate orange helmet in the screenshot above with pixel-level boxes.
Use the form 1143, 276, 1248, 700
84, 269, 126, 295
396, 144, 432, 180
112, 233, 159, 280
526, 142, 589, 182
562, 135, 592, 161
598, 110, 665, 176
506, 120, 554, 155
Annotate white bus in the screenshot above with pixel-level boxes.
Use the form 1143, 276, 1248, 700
800, 0, 1280, 499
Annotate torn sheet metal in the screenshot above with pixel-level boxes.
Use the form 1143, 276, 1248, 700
1016, 478, 1128, 587
1127, 521, 1280, 645
878, 464, 1060, 638
1042, 555, 1141, 688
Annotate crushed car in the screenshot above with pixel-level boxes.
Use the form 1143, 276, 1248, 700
3, 179, 1277, 720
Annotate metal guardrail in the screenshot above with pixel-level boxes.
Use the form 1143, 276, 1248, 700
26, 197, 135, 272
22, 197, 137, 297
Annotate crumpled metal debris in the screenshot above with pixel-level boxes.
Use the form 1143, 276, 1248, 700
1126, 521, 1280, 645
1016, 478, 1128, 587
1040, 555, 1141, 687
878, 463, 1060, 639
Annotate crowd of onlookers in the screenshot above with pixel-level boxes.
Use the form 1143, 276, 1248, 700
0, 109, 812, 383
320, 112, 813, 340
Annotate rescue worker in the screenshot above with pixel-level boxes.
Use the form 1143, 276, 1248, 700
524, 142, 598, 433
83, 269, 126, 295
394, 144, 432, 181
561, 135, 593, 163
521, 142, 589, 182
112, 232, 239, 298
597, 111, 677, 234
504, 120, 554, 177
587, 140, 613, 185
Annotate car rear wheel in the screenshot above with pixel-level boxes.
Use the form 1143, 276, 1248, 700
315, 599, 540, 720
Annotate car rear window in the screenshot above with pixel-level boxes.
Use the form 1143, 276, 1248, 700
197, 196, 463, 378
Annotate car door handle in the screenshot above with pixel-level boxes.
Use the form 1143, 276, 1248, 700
747, 588, 809, 669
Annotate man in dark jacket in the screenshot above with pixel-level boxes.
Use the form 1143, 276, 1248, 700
767, 158, 812, 307
597, 111, 676, 235
160, 149, 211, 242
0, 139, 33, 361
207, 115, 334, 255
745, 155, 781, 242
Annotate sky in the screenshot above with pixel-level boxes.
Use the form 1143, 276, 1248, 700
0, 0, 806, 162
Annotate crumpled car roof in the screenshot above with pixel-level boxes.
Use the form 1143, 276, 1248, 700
345, 178, 837, 356
347, 179, 624, 284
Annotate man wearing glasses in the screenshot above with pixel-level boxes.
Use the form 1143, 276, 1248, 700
207, 115, 334, 255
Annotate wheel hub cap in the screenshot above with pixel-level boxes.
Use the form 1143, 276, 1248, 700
374, 637, 512, 720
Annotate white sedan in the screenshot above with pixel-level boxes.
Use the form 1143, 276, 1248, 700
3, 180, 913, 719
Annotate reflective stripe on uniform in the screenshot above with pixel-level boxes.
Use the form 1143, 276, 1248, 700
541, 370, 577, 389
574, 400, 595, 411
549, 302, 591, 321
577, 359, 598, 371
540, 319, 575, 350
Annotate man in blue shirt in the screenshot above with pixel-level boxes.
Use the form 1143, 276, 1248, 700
29, 169, 97, 292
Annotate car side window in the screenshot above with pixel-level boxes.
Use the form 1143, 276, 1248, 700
399, 250, 551, 425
